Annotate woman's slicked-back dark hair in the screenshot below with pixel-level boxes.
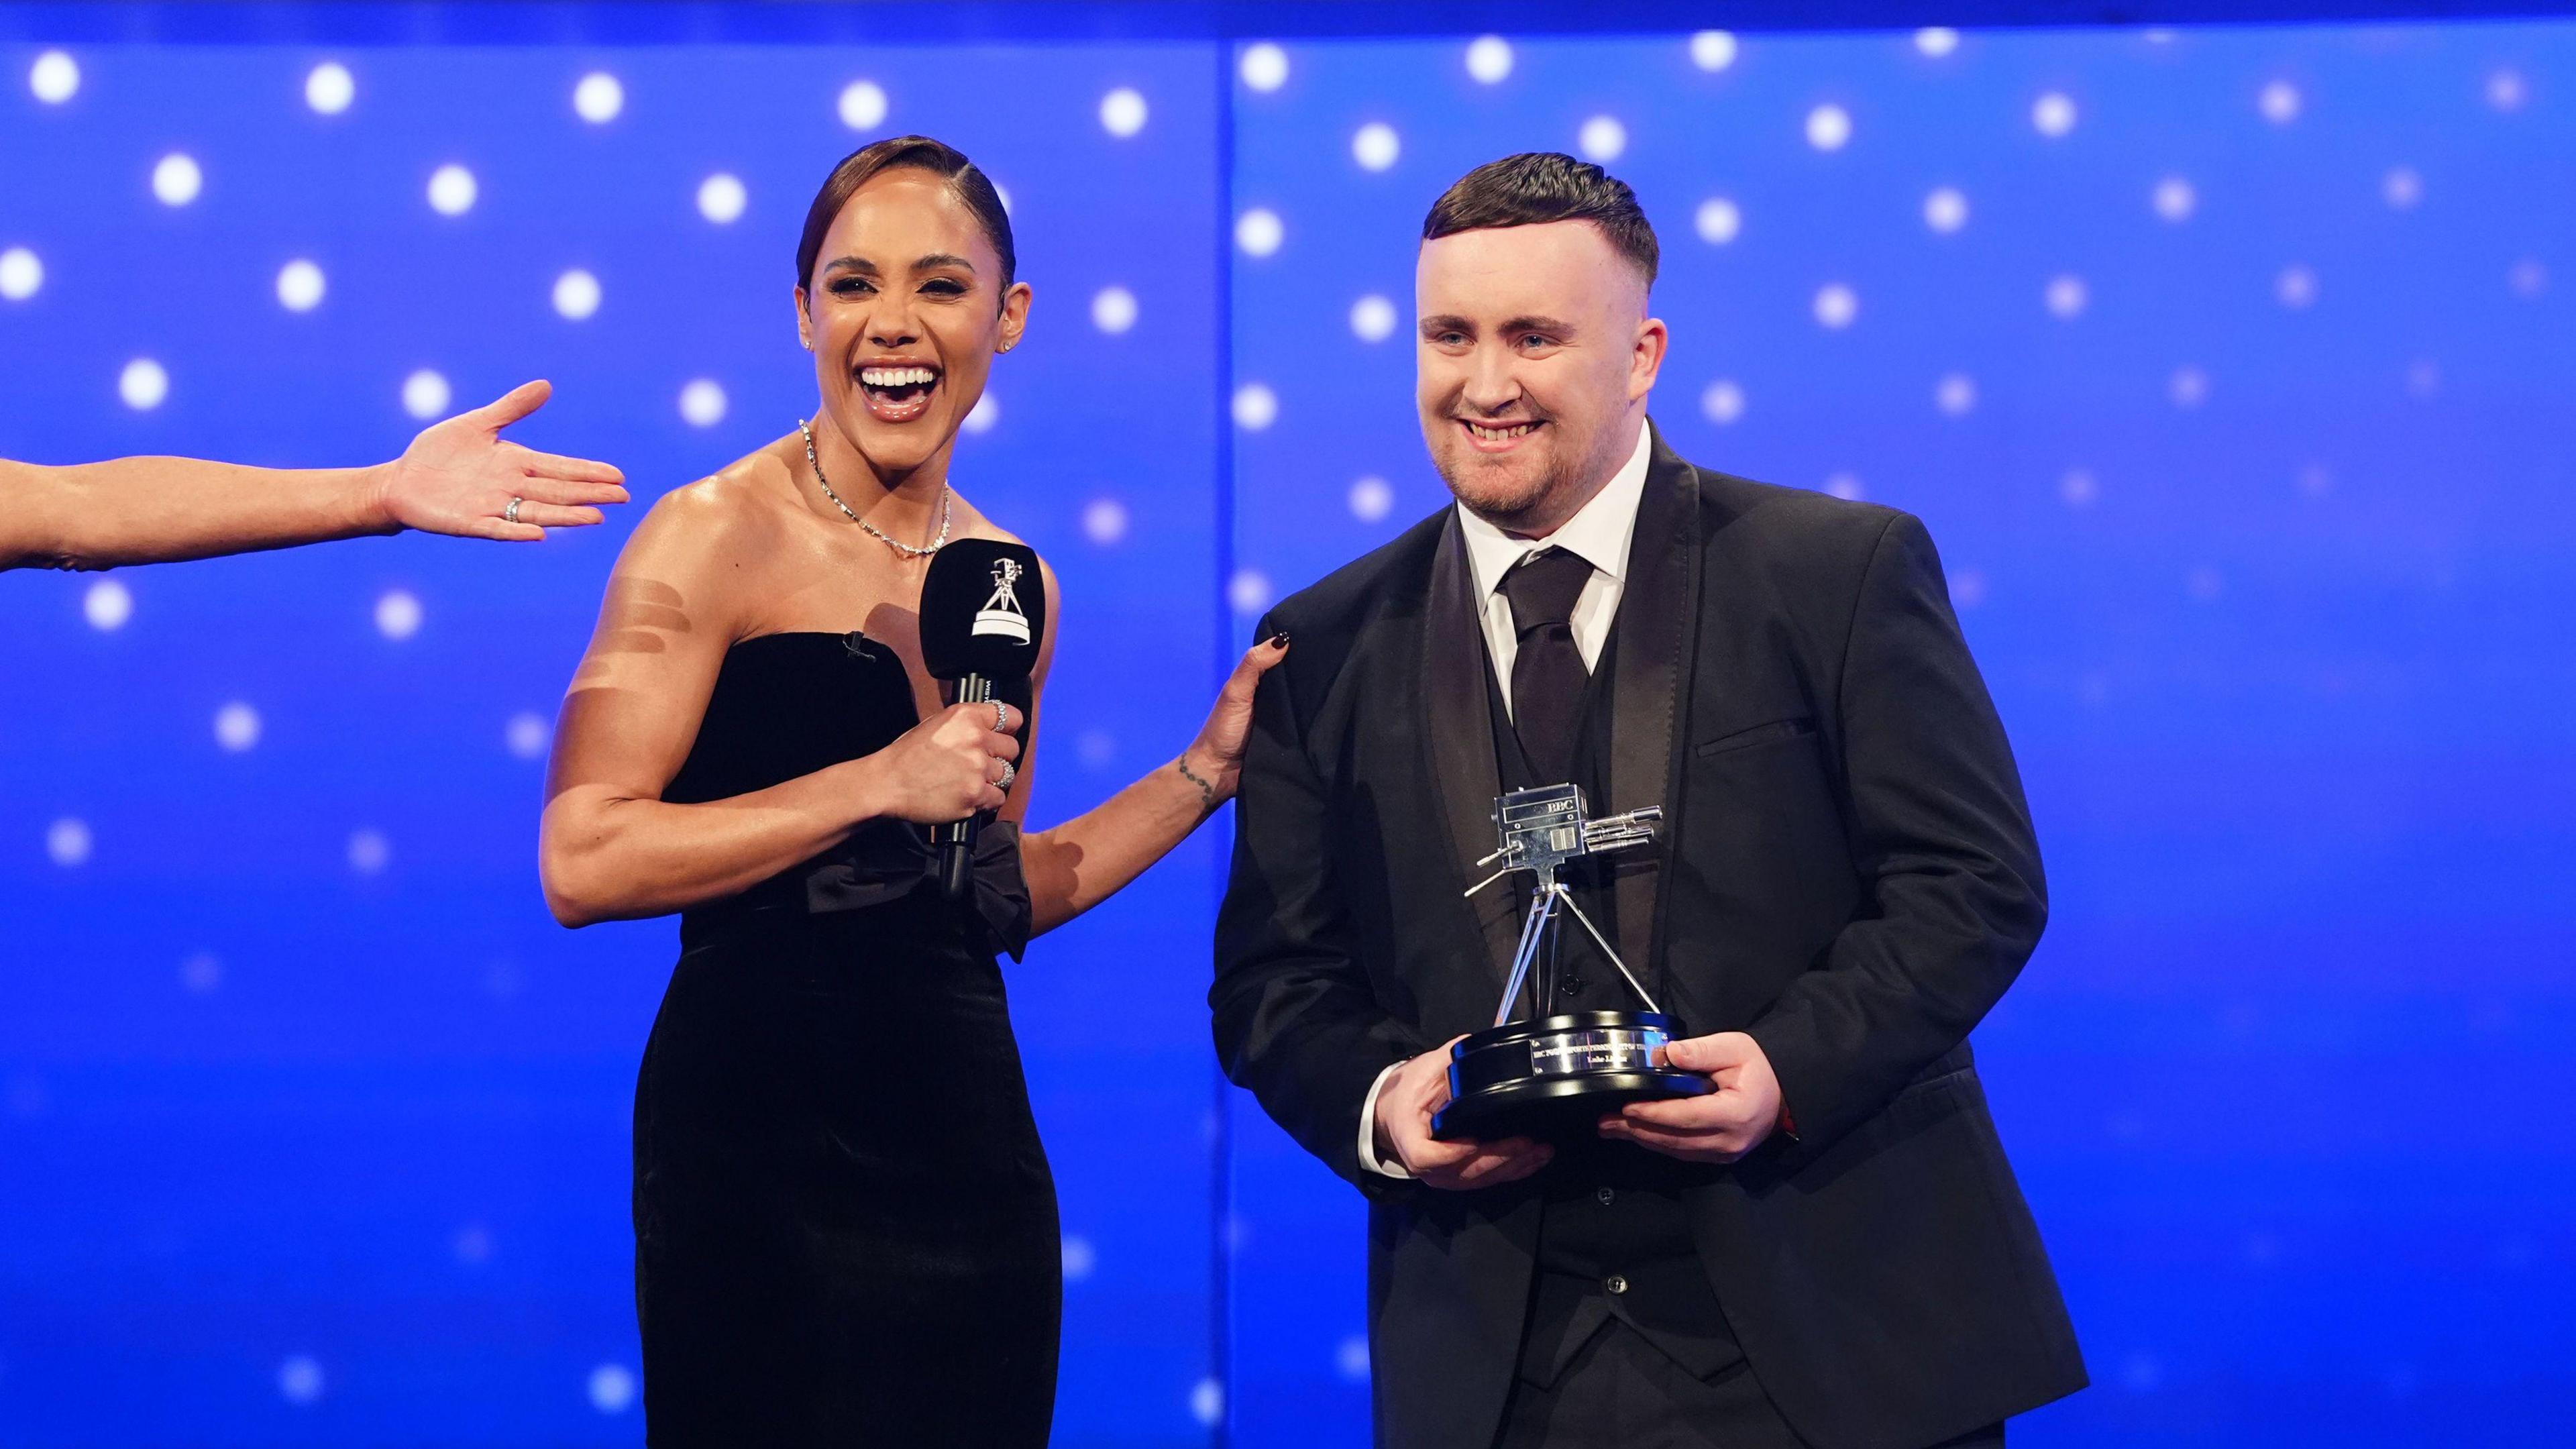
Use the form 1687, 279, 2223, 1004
796, 135, 1018, 297
1421, 152, 1658, 286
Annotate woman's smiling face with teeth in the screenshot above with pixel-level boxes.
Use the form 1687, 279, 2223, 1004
796, 168, 1030, 479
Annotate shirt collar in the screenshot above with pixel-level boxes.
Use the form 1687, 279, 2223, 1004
1456, 420, 1655, 601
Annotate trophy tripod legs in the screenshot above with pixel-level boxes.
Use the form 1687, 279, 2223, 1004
1492, 883, 1559, 1028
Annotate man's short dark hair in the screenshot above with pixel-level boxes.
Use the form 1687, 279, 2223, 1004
1421, 152, 1658, 286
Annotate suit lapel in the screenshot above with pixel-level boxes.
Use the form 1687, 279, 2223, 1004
1421, 510, 1522, 985
1605, 425, 1704, 984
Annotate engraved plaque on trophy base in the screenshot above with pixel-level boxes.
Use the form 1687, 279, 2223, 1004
1431, 1010, 1711, 1141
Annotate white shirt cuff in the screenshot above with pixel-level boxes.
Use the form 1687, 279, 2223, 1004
1356, 1060, 1412, 1179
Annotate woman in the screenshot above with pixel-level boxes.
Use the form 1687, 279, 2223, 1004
539, 136, 1283, 1445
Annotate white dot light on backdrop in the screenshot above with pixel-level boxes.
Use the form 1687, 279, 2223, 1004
2184, 568, 2223, 604
2031, 91, 2078, 137
588, 1364, 637, 1415
1061, 1235, 1097, 1282
1337, 1334, 1371, 1381
181, 952, 222, 993
1235, 208, 1283, 258
152, 153, 203, 207
1099, 87, 1148, 138
1935, 374, 1977, 417
276, 258, 325, 312
402, 369, 452, 420
2508, 258, 2548, 298
1190, 1379, 1226, 1428
2060, 468, 2098, 506
1465, 36, 1513, 85
553, 268, 602, 320
453, 1222, 494, 1264
2486, 68, 2528, 112
1081, 497, 1129, 545
1923, 186, 1968, 233
679, 378, 728, 427
992, 182, 1012, 215
1075, 729, 1116, 769
2258, 79, 2302, 124
2153, 176, 2196, 221
47, 818, 92, 867
1348, 476, 1393, 521
1695, 197, 1741, 245
2406, 358, 2440, 399
2275, 264, 2318, 309
1349, 294, 1397, 341
427, 164, 478, 216
1690, 32, 1738, 72
2381, 166, 2423, 209
1352, 121, 1399, 171
2169, 365, 2210, 409
85, 578, 132, 631
1812, 283, 1857, 329
1805, 104, 1851, 152
0, 247, 42, 301
213, 701, 262, 752
30, 50, 78, 104
839, 80, 888, 130
574, 71, 624, 123
1950, 569, 1989, 609
347, 829, 391, 875
1091, 285, 1138, 334
698, 172, 747, 224
1701, 379, 1745, 425
506, 711, 550, 759
1825, 472, 1864, 500
305, 61, 354, 114
278, 1355, 324, 1405
1577, 115, 1627, 162
1231, 383, 1277, 431
120, 358, 169, 411
2297, 463, 2333, 497
962, 391, 999, 435
1228, 568, 1273, 614
1240, 42, 1288, 93
376, 589, 423, 639
2045, 274, 2088, 319
1915, 28, 1961, 58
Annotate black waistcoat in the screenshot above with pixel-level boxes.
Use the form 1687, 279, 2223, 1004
1484, 641, 1744, 1389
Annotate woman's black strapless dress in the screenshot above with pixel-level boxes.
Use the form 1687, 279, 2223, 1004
635, 632, 1057, 1446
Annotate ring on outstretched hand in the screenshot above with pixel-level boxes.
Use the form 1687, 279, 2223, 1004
991, 699, 1008, 733
998, 760, 1018, 790
504, 496, 524, 524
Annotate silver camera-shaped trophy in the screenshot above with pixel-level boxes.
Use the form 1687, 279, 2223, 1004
1430, 784, 1711, 1140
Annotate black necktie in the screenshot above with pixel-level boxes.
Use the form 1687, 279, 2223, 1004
1499, 547, 1596, 784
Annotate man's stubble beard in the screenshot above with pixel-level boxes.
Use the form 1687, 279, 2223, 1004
1432, 411, 1632, 535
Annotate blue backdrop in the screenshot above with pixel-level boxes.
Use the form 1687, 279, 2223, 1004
3, 8, 2571, 1446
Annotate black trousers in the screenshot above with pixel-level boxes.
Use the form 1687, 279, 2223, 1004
1493, 1323, 2005, 1449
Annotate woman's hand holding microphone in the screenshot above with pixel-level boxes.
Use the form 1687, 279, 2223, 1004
862, 700, 1025, 824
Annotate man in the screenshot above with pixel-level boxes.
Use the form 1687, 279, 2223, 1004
1, 379, 625, 572
1214, 154, 2084, 1448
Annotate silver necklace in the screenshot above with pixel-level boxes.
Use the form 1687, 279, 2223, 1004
799, 417, 951, 558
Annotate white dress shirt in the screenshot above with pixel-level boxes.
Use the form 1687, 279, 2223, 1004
1356, 423, 1655, 1177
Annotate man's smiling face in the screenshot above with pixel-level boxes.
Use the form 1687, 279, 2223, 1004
1414, 219, 1660, 533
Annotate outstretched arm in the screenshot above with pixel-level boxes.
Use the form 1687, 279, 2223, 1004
0, 380, 626, 572
1019, 624, 1288, 937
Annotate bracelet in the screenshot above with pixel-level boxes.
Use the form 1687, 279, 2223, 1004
1175, 755, 1218, 816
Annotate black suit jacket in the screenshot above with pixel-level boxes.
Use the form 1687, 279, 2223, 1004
1212, 429, 2086, 1449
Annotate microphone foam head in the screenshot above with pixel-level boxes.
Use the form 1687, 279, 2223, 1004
919, 539, 1047, 680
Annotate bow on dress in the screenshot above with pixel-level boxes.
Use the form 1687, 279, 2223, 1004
801, 818, 1034, 961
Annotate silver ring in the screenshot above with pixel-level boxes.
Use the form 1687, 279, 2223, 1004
997, 760, 1018, 790
991, 699, 1008, 733
504, 496, 524, 524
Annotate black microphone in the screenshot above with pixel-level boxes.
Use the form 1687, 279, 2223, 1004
918, 539, 1048, 901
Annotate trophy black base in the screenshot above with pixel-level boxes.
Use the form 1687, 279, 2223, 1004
1430, 1010, 1711, 1142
